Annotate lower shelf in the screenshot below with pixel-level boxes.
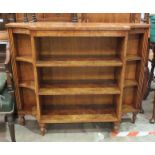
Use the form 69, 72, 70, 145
36, 57, 122, 67
40, 104, 117, 123
122, 104, 138, 114
40, 113, 118, 123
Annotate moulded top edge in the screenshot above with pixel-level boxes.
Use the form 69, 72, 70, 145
6, 22, 150, 31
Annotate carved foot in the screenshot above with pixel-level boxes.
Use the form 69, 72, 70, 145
18, 115, 25, 126
113, 122, 120, 133
150, 118, 155, 124
132, 112, 138, 124
39, 123, 46, 136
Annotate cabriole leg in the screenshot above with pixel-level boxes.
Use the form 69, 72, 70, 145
39, 123, 46, 136
132, 112, 138, 124
113, 122, 120, 133
150, 93, 155, 124
18, 115, 25, 126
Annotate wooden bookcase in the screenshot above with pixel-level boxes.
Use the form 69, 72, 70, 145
7, 22, 149, 135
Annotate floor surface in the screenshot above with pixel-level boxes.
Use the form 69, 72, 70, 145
0, 91, 155, 142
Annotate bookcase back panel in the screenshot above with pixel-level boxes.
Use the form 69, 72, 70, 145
43, 13, 72, 22
40, 95, 114, 106
82, 13, 131, 23
123, 87, 137, 106
125, 61, 139, 81
38, 67, 120, 88
127, 34, 143, 56
17, 62, 34, 83
14, 34, 32, 57
20, 88, 36, 109
36, 37, 122, 59
16, 13, 141, 23
41, 104, 116, 115
40, 95, 117, 115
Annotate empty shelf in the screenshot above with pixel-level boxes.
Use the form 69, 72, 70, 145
16, 56, 33, 63
36, 58, 122, 67
122, 104, 138, 114
126, 55, 141, 61
124, 80, 138, 87
19, 81, 35, 90
41, 113, 118, 123
39, 87, 121, 95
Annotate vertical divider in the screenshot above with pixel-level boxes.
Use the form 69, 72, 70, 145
8, 29, 22, 110
30, 33, 41, 120
116, 32, 128, 120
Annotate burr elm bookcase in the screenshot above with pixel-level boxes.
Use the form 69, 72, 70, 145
7, 22, 149, 135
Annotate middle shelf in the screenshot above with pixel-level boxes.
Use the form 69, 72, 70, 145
15, 54, 141, 66
18, 79, 138, 91
38, 86, 121, 95
36, 56, 122, 67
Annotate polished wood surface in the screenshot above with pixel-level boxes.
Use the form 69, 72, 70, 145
15, 13, 141, 23
0, 31, 8, 41
7, 22, 149, 135
7, 22, 149, 30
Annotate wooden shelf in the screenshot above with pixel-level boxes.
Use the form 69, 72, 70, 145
36, 58, 122, 67
41, 113, 118, 123
124, 80, 138, 87
126, 55, 141, 61
41, 105, 117, 123
39, 86, 121, 95
122, 104, 138, 114
16, 56, 33, 63
19, 81, 35, 90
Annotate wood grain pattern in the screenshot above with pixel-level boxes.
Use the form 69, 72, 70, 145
6, 22, 149, 30
0, 31, 8, 41
39, 87, 121, 95
124, 80, 138, 87
41, 113, 118, 123
36, 59, 122, 67
16, 56, 33, 63
15, 13, 141, 23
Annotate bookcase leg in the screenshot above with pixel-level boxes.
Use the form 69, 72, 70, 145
150, 93, 155, 124
18, 115, 25, 126
113, 122, 120, 133
39, 123, 46, 136
132, 112, 138, 124
150, 118, 155, 124
139, 108, 144, 114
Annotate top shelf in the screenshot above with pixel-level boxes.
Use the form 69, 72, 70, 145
36, 57, 122, 67
6, 22, 150, 31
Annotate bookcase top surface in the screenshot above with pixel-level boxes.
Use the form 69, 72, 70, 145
6, 22, 150, 31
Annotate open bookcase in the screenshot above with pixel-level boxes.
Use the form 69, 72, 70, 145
7, 22, 149, 135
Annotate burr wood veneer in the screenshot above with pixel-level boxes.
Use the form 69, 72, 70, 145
7, 22, 149, 135
15, 13, 141, 23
